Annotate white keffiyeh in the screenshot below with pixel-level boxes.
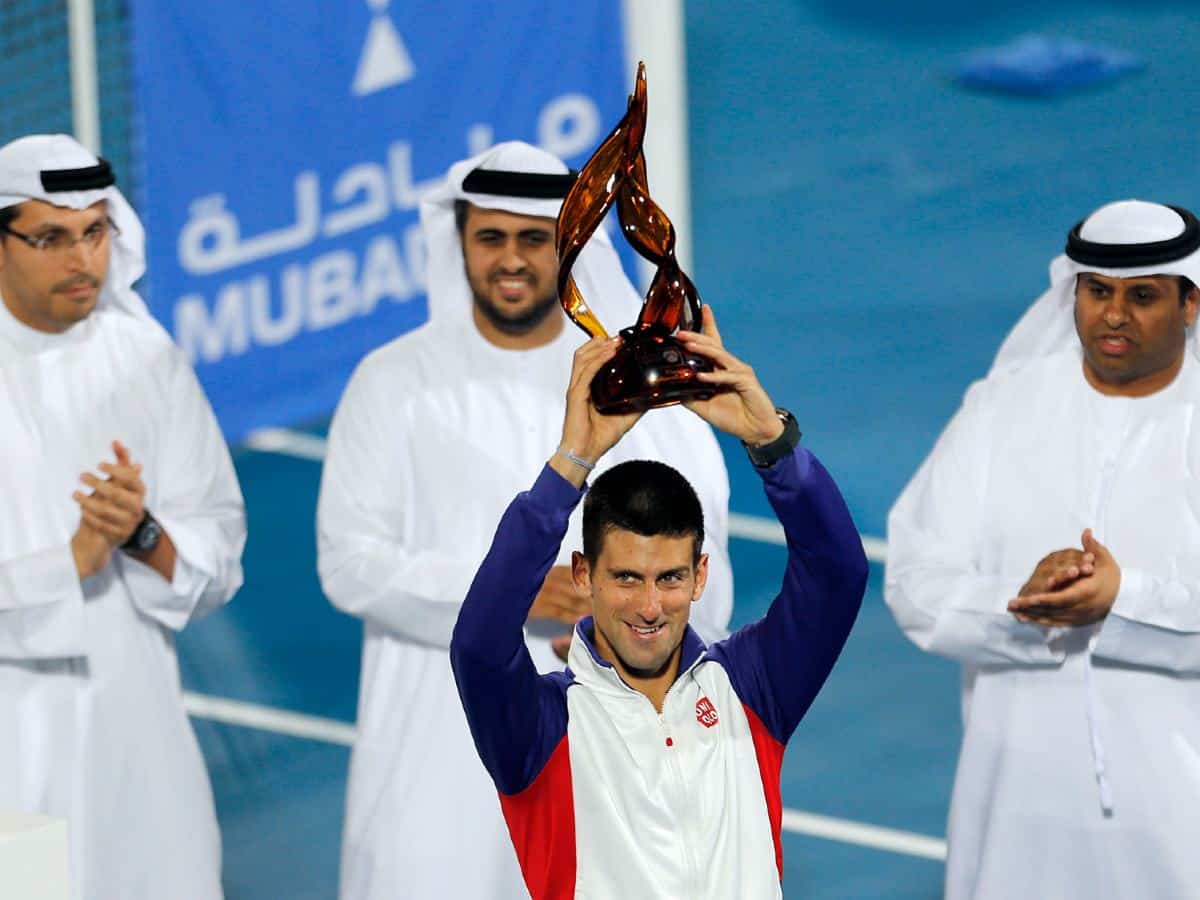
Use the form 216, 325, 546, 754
419, 140, 642, 332
992, 199, 1200, 375
0, 133, 153, 325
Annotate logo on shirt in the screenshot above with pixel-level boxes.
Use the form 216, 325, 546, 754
696, 697, 719, 728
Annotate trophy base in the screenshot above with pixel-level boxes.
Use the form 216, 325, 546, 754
590, 326, 717, 415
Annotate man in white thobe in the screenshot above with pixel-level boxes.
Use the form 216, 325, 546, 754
318, 142, 734, 900
0, 134, 245, 900
886, 199, 1200, 899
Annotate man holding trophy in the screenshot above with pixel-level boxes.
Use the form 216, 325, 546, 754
450, 67, 868, 899
318, 112, 732, 900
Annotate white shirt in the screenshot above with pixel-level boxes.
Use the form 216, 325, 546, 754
318, 317, 733, 900
0, 299, 246, 900
886, 348, 1200, 900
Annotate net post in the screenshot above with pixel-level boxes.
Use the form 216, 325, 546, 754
622, 0, 692, 285
68, 0, 102, 153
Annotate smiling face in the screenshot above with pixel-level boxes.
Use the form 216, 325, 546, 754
0, 199, 111, 333
1073, 272, 1198, 396
459, 203, 563, 348
572, 528, 708, 688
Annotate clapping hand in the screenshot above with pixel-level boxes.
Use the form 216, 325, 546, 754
1008, 530, 1120, 627
71, 440, 145, 577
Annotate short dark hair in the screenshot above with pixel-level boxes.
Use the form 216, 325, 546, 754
582, 460, 704, 564
454, 199, 471, 234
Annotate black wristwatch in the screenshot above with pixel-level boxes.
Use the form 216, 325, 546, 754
742, 408, 802, 468
122, 512, 163, 554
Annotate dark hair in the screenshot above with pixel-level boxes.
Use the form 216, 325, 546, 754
582, 460, 704, 564
454, 199, 471, 234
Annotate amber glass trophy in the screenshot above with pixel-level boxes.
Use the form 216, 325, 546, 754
556, 63, 716, 415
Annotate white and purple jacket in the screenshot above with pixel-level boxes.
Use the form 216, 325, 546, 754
451, 447, 867, 899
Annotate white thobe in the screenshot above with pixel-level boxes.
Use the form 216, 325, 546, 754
318, 318, 734, 900
886, 348, 1200, 900
0, 301, 246, 900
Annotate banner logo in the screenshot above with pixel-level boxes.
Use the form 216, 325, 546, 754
130, 0, 627, 441
353, 0, 415, 96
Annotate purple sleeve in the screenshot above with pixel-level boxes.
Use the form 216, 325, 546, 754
450, 465, 581, 795
706, 447, 868, 744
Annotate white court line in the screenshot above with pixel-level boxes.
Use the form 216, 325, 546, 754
243, 427, 889, 564
242, 427, 329, 461
728, 513, 887, 564
183, 692, 356, 746
182, 691, 944, 860
782, 809, 947, 861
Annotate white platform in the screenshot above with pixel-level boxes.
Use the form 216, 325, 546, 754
0, 812, 69, 900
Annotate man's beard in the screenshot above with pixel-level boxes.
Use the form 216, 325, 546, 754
471, 285, 561, 336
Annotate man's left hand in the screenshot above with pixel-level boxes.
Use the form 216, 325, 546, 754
678, 306, 783, 445
1007, 530, 1121, 627
72, 440, 146, 549
527, 565, 590, 627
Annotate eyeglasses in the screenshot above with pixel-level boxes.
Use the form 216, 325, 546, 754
1, 217, 119, 254
556, 63, 700, 338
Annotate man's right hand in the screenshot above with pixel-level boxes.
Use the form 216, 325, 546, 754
1016, 548, 1096, 601
71, 521, 111, 579
550, 336, 643, 487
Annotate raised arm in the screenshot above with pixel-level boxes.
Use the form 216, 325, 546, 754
676, 307, 867, 743
708, 446, 867, 743
450, 465, 580, 792
452, 336, 641, 791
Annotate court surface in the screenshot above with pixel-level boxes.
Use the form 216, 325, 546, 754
175, 2, 1200, 896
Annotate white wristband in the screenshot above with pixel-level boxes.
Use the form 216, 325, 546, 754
557, 447, 596, 472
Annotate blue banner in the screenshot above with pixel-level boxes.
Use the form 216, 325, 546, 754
128, 1, 628, 442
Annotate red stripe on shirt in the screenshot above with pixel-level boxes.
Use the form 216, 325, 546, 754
744, 703, 785, 879
498, 735, 577, 899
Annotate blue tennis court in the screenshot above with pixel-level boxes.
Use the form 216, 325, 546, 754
170, 2, 1200, 896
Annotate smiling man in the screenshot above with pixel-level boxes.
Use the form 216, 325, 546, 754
572, 458, 710, 714
451, 309, 867, 899
0, 134, 245, 900
317, 142, 734, 900
886, 200, 1200, 899
457, 200, 562, 344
